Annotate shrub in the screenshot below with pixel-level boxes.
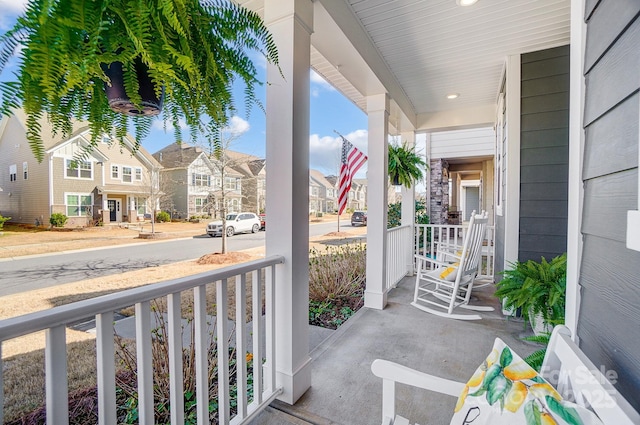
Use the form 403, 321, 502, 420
308, 244, 366, 329
49, 213, 68, 227
156, 211, 171, 223
309, 244, 366, 302
0, 214, 10, 229
115, 304, 253, 424
387, 200, 429, 229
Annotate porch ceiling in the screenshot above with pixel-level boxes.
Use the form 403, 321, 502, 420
240, 0, 570, 132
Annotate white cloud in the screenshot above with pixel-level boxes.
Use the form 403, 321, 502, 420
151, 117, 188, 133
0, 0, 27, 14
0, 0, 26, 30
309, 129, 368, 178
223, 116, 250, 137
310, 70, 336, 93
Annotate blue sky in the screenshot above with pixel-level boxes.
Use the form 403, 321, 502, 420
0, 0, 370, 177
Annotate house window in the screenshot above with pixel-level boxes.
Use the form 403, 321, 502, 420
135, 168, 142, 181
133, 197, 146, 215
224, 177, 237, 190
122, 166, 132, 183
195, 197, 206, 213
66, 194, 92, 217
9, 164, 17, 181
66, 159, 92, 179
192, 173, 210, 186
112, 165, 119, 179
23, 162, 28, 180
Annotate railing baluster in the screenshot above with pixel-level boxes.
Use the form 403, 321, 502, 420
96, 312, 116, 425
265, 265, 276, 393
135, 301, 154, 425
236, 273, 248, 419
46, 325, 69, 425
167, 292, 184, 425
251, 269, 263, 405
0, 256, 284, 425
194, 285, 208, 425
217, 279, 230, 424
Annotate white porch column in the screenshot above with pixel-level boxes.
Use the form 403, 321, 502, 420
264, 0, 312, 404
365, 93, 390, 310
401, 131, 416, 275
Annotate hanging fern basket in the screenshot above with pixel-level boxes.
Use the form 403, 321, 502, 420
102, 60, 164, 117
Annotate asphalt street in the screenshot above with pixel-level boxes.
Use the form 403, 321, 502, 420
0, 221, 361, 297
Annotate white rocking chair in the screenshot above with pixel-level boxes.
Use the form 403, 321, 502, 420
411, 210, 493, 320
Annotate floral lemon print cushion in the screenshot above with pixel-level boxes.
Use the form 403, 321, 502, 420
449, 338, 603, 425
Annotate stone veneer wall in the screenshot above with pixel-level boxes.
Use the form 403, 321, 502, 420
429, 159, 449, 224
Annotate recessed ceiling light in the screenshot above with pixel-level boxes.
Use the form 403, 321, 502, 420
456, 0, 478, 6
447, 93, 459, 99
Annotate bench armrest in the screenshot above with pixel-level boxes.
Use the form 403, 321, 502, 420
371, 359, 465, 424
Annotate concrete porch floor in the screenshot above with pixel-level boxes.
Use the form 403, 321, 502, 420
254, 276, 536, 425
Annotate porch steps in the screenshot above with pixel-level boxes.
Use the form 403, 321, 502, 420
253, 400, 339, 425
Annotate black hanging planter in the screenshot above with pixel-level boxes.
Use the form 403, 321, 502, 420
391, 174, 402, 186
102, 59, 164, 116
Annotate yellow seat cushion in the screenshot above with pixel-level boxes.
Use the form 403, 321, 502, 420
439, 262, 460, 281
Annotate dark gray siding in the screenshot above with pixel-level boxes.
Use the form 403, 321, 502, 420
579, 2, 640, 411
519, 46, 570, 262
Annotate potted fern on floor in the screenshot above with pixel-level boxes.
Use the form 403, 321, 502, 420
495, 253, 567, 336
0, 0, 278, 162
494, 253, 567, 370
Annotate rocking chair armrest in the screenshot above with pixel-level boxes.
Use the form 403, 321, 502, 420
371, 359, 465, 397
414, 254, 452, 269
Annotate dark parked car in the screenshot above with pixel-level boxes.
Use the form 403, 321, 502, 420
351, 211, 367, 226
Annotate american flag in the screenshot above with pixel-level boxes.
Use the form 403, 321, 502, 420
338, 137, 367, 214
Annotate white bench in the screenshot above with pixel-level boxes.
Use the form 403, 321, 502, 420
371, 326, 640, 425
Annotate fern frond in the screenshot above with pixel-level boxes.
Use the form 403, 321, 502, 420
524, 349, 547, 372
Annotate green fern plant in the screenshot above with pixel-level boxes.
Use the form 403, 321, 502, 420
522, 332, 552, 371
0, 0, 279, 162
495, 253, 567, 328
388, 142, 427, 188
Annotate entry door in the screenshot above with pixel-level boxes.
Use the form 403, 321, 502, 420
108, 199, 122, 222
108, 200, 117, 222
464, 187, 480, 221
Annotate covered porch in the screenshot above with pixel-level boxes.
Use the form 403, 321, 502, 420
256, 277, 530, 425
1, 0, 639, 423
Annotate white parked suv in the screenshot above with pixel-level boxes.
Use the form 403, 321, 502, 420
206, 212, 261, 237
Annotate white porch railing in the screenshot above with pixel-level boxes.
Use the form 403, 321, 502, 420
0, 256, 284, 425
415, 224, 495, 282
386, 225, 414, 290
